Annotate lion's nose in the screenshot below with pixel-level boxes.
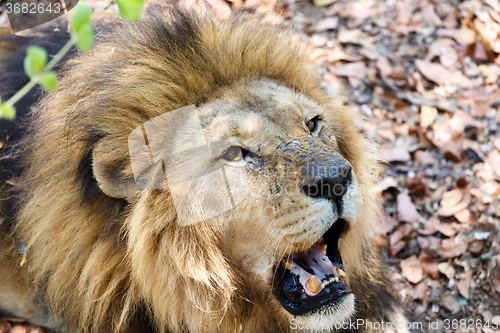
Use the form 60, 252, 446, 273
301, 162, 352, 203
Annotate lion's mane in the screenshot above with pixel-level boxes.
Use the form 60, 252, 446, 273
0, 7, 398, 333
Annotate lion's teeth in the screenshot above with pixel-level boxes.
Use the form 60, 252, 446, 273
281, 260, 293, 270
320, 243, 327, 255
336, 267, 346, 281
306, 275, 319, 293
320, 276, 340, 289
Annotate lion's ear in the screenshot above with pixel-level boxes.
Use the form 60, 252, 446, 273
92, 138, 140, 201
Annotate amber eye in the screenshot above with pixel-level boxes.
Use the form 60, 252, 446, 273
306, 117, 319, 133
223, 146, 243, 162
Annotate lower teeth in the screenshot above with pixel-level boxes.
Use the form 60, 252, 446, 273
320, 277, 339, 289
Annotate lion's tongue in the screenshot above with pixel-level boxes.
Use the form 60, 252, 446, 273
281, 241, 345, 296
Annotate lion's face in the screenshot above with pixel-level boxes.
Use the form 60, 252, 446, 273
129, 78, 365, 330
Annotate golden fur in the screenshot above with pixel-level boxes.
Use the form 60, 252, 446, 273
0, 7, 406, 332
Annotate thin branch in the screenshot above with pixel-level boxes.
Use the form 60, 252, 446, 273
5, 0, 114, 107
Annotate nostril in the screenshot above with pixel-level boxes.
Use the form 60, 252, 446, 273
301, 164, 352, 201
301, 178, 344, 200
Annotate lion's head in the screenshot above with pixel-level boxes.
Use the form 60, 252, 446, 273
13, 7, 384, 333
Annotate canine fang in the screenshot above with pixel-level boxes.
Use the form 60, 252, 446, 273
336, 267, 346, 281
306, 275, 320, 293
281, 260, 293, 270
320, 243, 327, 255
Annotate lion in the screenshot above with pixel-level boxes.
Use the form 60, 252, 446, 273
0, 6, 407, 333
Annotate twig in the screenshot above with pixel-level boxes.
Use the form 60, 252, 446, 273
5, 0, 114, 107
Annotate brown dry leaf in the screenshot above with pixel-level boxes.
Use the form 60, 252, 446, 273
327, 48, 362, 63
454, 208, 471, 223
311, 34, 328, 47
397, 192, 425, 223
414, 150, 439, 165
418, 216, 439, 235
359, 47, 379, 60
388, 66, 406, 80
415, 59, 453, 85
419, 105, 438, 128
382, 147, 411, 163
401, 255, 423, 284
421, 2, 442, 27
436, 222, 456, 237
378, 212, 399, 235
29, 327, 45, 333
440, 49, 459, 69
313, 17, 339, 32
376, 56, 392, 77
494, 137, 500, 152
309, 48, 330, 62
413, 282, 428, 300
425, 38, 455, 62
457, 89, 500, 117
375, 176, 398, 193
439, 237, 468, 259
337, 29, 376, 47
485, 0, 500, 11
438, 188, 472, 217
312, 0, 337, 7
438, 262, 455, 279
440, 294, 461, 314
330, 61, 366, 79
10, 326, 28, 333
436, 28, 477, 45
457, 271, 473, 299
493, 278, 500, 294
0, 320, 12, 333
417, 236, 429, 248
430, 119, 463, 161
419, 252, 439, 279
390, 223, 413, 246
389, 240, 405, 257
473, 42, 490, 62
470, 182, 499, 207
449, 110, 473, 133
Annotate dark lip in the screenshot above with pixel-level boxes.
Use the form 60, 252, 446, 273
271, 218, 351, 316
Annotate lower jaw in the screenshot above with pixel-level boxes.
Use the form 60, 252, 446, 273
272, 219, 352, 317
289, 293, 356, 331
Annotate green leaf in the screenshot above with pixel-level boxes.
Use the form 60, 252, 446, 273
424, 203, 434, 214
0, 102, 16, 120
24, 46, 48, 78
74, 23, 94, 53
39, 71, 58, 92
116, 0, 145, 21
71, 2, 92, 32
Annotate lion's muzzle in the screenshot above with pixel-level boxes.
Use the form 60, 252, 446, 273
277, 137, 353, 216
271, 137, 356, 318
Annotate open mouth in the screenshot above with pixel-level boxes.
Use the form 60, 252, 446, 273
272, 218, 352, 316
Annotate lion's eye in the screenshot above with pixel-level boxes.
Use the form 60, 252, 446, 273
223, 146, 243, 162
306, 116, 319, 133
